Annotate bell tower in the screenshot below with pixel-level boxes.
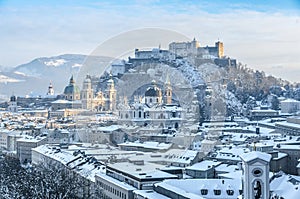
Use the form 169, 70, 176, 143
47, 82, 54, 96
240, 151, 271, 199
81, 75, 93, 110
8, 95, 18, 112
165, 76, 172, 105
106, 74, 116, 111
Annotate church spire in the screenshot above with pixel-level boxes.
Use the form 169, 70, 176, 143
70, 75, 75, 84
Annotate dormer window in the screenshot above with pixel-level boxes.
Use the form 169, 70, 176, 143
214, 189, 221, 195
226, 189, 234, 195
200, 189, 208, 195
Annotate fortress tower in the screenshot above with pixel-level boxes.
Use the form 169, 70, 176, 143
215, 41, 224, 58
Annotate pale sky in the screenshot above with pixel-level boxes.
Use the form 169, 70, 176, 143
0, 0, 300, 82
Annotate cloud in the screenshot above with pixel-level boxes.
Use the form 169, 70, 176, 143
0, 1, 299, 82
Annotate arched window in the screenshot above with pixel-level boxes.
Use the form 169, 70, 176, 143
125, 114, 129, 119
200, 189, 208, 195
139, 111, 141, 118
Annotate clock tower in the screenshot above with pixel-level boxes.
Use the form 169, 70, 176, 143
240, 151, 271, 199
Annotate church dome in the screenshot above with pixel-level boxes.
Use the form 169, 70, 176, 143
145, 80, 162, 97
64, 76, 80, 95
64, 85, 80, 94
145, 87, 161, 97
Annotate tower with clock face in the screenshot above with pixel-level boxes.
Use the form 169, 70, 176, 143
240, 151, 272, 199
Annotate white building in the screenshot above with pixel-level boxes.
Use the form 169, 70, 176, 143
7, 95, 18, 112
16, 136, 47, 163
281, 99, 300, 113
119, 80, 186, 129
111, 60, 126, 76
240, 151, 271, 199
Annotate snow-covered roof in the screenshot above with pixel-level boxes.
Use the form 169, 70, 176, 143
17, 136, 46, 143
276, 121, 300, 129
134, 190, 171, 199
107, 162, 177, 180
32, 145, 105, 182
96, 172, 136, 191
186, 160, 221, 171
97, 125, 120, 132
276, 144, 300, 150
270, 172, 300, 199
281, 99, 300, 103
170, 149, 199, 164
155, 178, 241, 199
215, 164, 239, 174
118, 141, 172, 150
240, 151, 271, 163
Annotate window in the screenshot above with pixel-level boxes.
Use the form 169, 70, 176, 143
214, 189, 221, 195
252, 168, 263, 177
226, 190, 234, 195
201, 189, 208, 195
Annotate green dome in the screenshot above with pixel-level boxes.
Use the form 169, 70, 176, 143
64, 84, 80, 94
64, 76, 80, 94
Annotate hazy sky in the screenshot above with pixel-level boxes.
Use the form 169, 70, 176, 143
0, 0, 300, 82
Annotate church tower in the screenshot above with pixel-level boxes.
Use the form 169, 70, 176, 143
106, 75, 116, 111
165, 76, 172, 104
63, 75, 80, 101
47, 82, 54, 96
81, 75, 93, 110
8, 95, 18, 112
145, 80, 162, 107
240, 151, 271, 199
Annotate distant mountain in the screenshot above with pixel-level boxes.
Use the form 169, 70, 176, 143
0, 54, 113, 99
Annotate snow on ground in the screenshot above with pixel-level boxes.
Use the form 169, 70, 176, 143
44, 59, 67, 67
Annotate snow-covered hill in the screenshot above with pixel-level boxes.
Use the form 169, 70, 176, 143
0, 54, 112, 98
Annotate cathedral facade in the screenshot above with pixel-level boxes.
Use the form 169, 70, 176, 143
52, 75, 117, 112
118, 80, 186, 129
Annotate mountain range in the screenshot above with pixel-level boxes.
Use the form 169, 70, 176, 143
0, 54, 113, 101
